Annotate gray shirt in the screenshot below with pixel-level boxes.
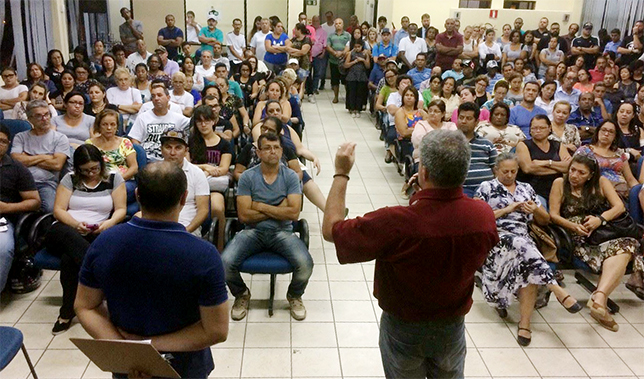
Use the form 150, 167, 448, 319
52, 114, 95, 146
119, 20, 144, 51
11, 128, 70, 184
237, 164, 301, 231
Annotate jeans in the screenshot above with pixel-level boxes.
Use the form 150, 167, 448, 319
379, 312, 466, 379
221, 228, 313, 298
0, 221, 15, 292
265, 62, 286, 75
36, 181, 57, 213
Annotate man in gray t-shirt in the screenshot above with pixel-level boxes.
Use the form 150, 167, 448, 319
222, 133, 312, 322
119, 8, 144, 54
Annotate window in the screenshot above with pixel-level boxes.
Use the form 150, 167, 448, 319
503, 1, 536, 9
459, 0, 492, 8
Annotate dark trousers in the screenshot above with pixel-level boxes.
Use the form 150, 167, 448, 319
230, 61, 242, 77
345, 81, 369, 111
45, 222, 96, 319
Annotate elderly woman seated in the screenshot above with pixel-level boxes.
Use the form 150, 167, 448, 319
475, 152, 582, 347
550, 153, 644, 331
476, 102, 525, 154
575, 120, 639, 200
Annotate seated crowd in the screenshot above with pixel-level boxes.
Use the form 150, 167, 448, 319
0, 10, 643, 356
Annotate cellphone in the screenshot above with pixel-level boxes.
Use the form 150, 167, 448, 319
87, 224, 99, 231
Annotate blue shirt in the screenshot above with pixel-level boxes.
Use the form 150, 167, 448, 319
79, 217, 227, 377
554, 87, 582, 112
371, 41, 398, 59
407, 67, 432, 89
237, 165, 302, 231
199, 27, 224, 54
568, 108, 603, 128
486, 73, 504, 94
393, 29, 409, 47
604, 40, 621, 56
369, 64, 385, 86
264, 33, 289, 65
509, 104, 548, 136
157, 27, 184, 59
442, 70, 465, 82
463, 135, 497, 192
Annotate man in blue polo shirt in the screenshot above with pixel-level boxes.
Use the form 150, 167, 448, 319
509, 81, 548, 137
457, 102, 497, 197
407, 53, 432, 89
372, 28, 397, 64
568, 92, 603, 140
75, 161, 229, 379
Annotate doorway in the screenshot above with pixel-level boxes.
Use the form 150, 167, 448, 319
319, 0, 355, 26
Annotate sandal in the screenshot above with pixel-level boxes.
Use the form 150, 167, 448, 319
495, 308, 508, 319
517, 327, 532, 346
588, 291, 619, 332
625, 283, 644, 300
557, 294, 583, 314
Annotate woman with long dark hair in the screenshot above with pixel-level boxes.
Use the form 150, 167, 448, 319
45, 49, 67, 92
550, 153, 644, 331
45, 144, 126, 334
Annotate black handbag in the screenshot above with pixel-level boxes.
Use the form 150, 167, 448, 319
587, 210, 643, 245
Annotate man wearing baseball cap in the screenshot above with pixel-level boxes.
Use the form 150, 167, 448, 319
155, 45, 180, 76
199, 10, 224, 54
571, 22, 600, 70
372, 28, 398, 64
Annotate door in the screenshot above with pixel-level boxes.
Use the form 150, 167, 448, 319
319, 0, 355, 27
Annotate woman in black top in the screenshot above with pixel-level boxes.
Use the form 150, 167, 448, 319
233, 61, 258, 110
45, 49, 67, 92
615, 102, 643, 162
516, 115, 572, 204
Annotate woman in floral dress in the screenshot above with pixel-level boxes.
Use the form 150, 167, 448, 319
476, 153, 582, 346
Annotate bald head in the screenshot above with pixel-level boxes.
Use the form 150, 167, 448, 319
137, 161, 187, 214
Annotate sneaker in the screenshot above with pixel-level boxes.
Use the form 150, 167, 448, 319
287, 295, 306, 320
308, 94, 316, 104
231, 289, 251, 321
52, 318, 73, 335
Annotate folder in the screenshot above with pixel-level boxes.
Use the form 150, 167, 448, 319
70, 338, 181, 378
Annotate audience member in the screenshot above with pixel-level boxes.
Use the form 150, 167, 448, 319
398, 23, 427, 72
571, 22, 600, 70
118, 8, 144, 54
475, 102, 525, 153
264, 20, 290, 73
510, 81, 548, 136
199, 10, 224, 54
456, 102, 496, 197
535, 80, 557, 116
344, 36, 371, 117
569, 92, 604, 139
52, 91, 95, 148
617, 20, 643, 67
549, 101, 581, 153
250, 18, 271, 61
13, 82, 57, 121
327, 18, 351, 104
157, 14, 184, 60
0, 68, 28, 119
435, 18, 464, 72
126, 39, 152, 73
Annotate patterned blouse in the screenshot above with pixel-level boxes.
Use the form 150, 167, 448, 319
549, 123, 581, 149
475, 178, 540, 236
86, 138, 136, 177
575, 145, 630, 198
475, 123, 526, 154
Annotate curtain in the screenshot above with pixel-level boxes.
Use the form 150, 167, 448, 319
67, 0, 80, 52
0, 0, 5, 48
581, 0, 606, 32
583, 0, 644, 36
10, 0, 55, 78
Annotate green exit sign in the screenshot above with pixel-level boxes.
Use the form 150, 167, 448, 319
306, 0, 317, 5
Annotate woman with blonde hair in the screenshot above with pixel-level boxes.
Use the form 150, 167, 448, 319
106, 67, 142, 129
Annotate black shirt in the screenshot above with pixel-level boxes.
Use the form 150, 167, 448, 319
536, 35, 569, 55
619, 35, 643, 66
572, 35, 600, 69
0, 154, 37, 222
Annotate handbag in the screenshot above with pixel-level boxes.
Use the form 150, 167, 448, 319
528, 222, 558, 262
586, 210, 643, 245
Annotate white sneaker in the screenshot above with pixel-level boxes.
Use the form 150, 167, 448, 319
308, 94, 316, 104
231, 289, 251, 321
287, 296, 307, 320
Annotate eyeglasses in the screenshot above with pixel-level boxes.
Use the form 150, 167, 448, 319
260, 146, 282, 152
80, 165, 101, 175
600, 129, 616, 135
32, 113, 51, 119
531, 126, 550, 131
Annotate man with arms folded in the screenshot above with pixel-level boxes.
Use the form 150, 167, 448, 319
323, 130, 498, 379
75, 161, 228, 379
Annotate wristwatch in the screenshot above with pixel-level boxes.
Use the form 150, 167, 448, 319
598, 215, 607, 226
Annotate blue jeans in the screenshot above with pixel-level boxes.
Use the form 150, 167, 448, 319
379, 312, 466, 379
221, 228, 313, 298
36, 181, 57, 213
0, 221, 15, 292
312, 54, 328, 92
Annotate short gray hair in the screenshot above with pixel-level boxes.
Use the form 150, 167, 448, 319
494, 152, 518, 169
420, 130, 470, 188
26, 100, 49, 118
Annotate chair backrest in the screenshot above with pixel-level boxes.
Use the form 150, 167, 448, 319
0, 119, 32, 150
131, 142, 147, 171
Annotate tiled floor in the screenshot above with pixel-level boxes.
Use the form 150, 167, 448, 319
2, 88, 644, 378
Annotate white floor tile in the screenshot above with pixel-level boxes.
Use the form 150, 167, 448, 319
549, 323, 609, 348
0, 349, 43, 379
329, 281, 371, 300
210, 348, 243, 378
478, 348, 539, 377
569, 348, 635, 376
339, 347, 385, 377
463, 348, 491, 377
613, 348, 644, 376
244, 322, 290, 348
241, 348, 291, 378
292, 322, 338, 348
523, 348, 586, 377
13, 323, 54, 349
34, 349, 89, 379
332, 300, 377, 322
18, 300, 60, 323
335, 322, 380, 347
292, 348, 342, 377
0, 300, 31, 323
466, 323, 518, 348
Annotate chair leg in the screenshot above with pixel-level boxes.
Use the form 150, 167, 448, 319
268, 274, 276, 317
21, 344, 38, 379
574, 272, 620, 314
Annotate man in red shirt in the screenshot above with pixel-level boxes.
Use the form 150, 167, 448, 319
435, 18, 464, 72
323, 130, 498, 378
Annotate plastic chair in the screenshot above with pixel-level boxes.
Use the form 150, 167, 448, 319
28, 214, 60, 271
0, 326, 38, 378
0, 119, 32, 150
224, 218, 309, 316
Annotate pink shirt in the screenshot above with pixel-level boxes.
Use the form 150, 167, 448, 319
411, 120, 458, 161
450, 108, 490, 123
311, 27, 327, 58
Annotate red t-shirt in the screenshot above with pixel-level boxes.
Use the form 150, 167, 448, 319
332, 187, 498, 322
435, 32, 464, 71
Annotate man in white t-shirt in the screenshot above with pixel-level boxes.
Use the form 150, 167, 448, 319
226, 18, 246, 76
196, 50, 217, 83
128, 85, 189, 162
185, 10, 202, 45
159, 127, 209, 235
250, 18, 270, 61
170, 72, 195, 117
126, 39, 152, 73
397, 23, 427, 72
321, 11, 335, 38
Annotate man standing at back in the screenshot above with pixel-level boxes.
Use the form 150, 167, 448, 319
327, 18, 351, 104
75, 161, 229, 379
435, 18, 463, 72
157, 14, 184, 60
323, 131, 498, 378
119, 8, 144, 55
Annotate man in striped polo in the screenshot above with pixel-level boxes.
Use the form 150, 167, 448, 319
456, 102, 497, 197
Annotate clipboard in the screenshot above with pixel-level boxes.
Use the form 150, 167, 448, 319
70, 338, 181, 378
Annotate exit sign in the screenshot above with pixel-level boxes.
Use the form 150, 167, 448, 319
489, 9, 498, 18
